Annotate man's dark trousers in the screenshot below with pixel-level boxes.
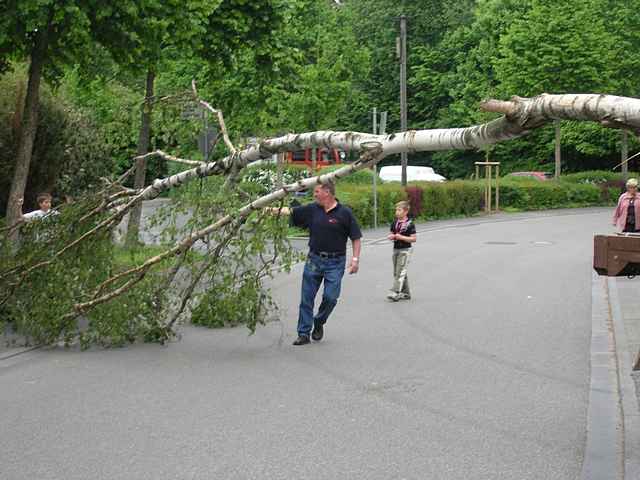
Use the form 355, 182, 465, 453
298, 252, 346, 337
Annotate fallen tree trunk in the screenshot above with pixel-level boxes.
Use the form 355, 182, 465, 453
132, 93, 640, 203
5, 92, 640, 345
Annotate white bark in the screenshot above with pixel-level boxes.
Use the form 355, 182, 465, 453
133, 93, 640, 205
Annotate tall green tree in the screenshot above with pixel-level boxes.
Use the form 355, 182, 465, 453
0, 1, 172, 229
410, 0, 637, 176
345, 0, 475, 131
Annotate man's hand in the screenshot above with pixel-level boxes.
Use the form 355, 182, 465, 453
265, 206, 291, 215
387, 233, 396, 241
348, 258, 359, 274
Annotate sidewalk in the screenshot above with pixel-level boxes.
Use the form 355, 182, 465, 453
602, 276, 640, 479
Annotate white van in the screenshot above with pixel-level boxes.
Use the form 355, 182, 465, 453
378, 165, 446, 183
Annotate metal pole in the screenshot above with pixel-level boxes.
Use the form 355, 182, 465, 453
203, 109, 208, 161
311, 146, 317, 172
372, 107, 378, 229
399, 14, 408, 186
487, 164, 492, 212
276, 153, 283, 189
622, 130, 629, 181
554, 120, 561, 179
373, 107, 377, 136
495, 164, 500, 211
475, 164, 479, 181
380, 111, 388, 135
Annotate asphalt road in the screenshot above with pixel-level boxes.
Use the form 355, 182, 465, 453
1, 208, 611, 480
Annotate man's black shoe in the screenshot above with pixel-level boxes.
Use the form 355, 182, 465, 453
292, 335, 310, 346
311, 321, 324, 341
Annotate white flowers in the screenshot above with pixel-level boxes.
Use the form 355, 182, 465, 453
243, 167, 310, 191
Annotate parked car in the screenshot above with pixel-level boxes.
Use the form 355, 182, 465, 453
506, 171, 553, 181
379, 165, 446, 183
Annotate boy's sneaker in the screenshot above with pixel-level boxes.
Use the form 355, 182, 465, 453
386, 291, 400, 302
399, 293, 411, 300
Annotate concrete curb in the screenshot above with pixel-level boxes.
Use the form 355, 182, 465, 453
607, 278, 640, 480
0, 345, 41, 361
581, 273, 623, 480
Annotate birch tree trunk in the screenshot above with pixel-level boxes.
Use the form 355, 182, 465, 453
10, 92, 640, 325
125, 69, 155, 247
131, 94, 640, 206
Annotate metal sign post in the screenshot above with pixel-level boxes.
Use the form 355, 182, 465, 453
371, 109, 388, 229
373, 107, 378, 229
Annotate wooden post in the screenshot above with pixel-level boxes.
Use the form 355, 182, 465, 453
311, 147, 317, 172
554, 120, 561, 179
476, 161, 500, 213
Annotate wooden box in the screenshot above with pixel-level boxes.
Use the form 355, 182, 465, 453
594, 234, 640, 276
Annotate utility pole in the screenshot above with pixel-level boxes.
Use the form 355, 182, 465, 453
554, 120, 561, 179
399, 14, 408, 186
373, 107, 378, 229
622, 130, 629, 182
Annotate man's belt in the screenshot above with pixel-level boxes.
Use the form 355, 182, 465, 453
311, 250, 346, 259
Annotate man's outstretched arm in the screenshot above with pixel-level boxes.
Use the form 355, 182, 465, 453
348, 238, 361, 274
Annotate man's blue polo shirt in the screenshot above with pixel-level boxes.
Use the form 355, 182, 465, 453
291, 202, 362, 254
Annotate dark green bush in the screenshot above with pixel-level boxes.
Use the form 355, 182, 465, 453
0, 68, 114, 215
499, 179, 601, 209
412, 181, 483, 219
560, 170, 640, 185
334, 171, 614, 227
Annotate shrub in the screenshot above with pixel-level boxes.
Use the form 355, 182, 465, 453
241, 163, 311, 194
318, 164, 379, 185
405, 186, 422, 217
409, 181, 483, 219
0, 67, 114, 215
334, 173, 610, 227
561, 170, 640, 185
335, 183, 406, 227
499, 179, 601, 209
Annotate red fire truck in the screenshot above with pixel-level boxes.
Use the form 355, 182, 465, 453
286, 148, 345, 170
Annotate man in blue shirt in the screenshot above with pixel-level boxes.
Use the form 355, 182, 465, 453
270, 182, 362, 345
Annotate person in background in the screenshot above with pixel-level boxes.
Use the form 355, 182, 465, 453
613, 178, 640, 233
387, 200, 416, 301
19, 193, 55, 222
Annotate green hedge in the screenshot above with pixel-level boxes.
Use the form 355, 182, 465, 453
498, 179, 601, 210
333, 170, 623, 228
336, 183, 407, 228
413, 181, 483, 219
336, 181, 482, 227
560, 170, 640, 185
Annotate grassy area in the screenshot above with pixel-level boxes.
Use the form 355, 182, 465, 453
112, 244, 205, 270
288, 226, 309, 238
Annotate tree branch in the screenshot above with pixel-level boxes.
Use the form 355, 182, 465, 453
191, 80, 236, 155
